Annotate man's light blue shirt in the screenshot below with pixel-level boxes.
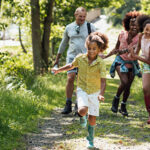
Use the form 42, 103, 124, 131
57, 21, 96, 64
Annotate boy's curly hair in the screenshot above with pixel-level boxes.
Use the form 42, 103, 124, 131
123, 11, 141, 31
85, 32, 108, 52
136, 14, 150, 32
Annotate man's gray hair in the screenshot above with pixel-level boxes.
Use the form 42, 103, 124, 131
74, 7, 87, 16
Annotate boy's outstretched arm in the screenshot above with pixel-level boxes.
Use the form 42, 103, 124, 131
51, 63, 75, 75
98, 78, 106, 101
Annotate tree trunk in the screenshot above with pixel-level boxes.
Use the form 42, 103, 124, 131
41, 0, 54, 71
51, 38, 55, 55
31, 0, 42, 74
0, 0, 2, 11
19, 26, 27, 53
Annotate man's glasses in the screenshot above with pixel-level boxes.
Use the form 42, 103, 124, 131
75, 25, 80, 34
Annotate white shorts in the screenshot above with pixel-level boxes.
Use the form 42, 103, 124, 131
77, 87, 100, 116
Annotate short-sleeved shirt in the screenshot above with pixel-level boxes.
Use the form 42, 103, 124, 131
119, 31, 139, 61
72, 53, 106, 94
118, 31, 139, 68
57, 21, 96, 64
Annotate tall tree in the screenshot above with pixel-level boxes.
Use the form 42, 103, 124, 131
31, 0, 54, 74
19, 26, 27, 53
41, 0, 54, 70
0, 0, 2, 10
31, 0, 42, 74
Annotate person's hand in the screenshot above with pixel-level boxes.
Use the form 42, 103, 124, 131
98, 53, 106, 59
128, 47, 135, 58
98, 94, 105, 102
127, 53, 134, 59
51, 68, 59, 75
128, 46, 136, 55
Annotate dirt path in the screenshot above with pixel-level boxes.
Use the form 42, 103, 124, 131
26, 106, 150, 150
26, 107, 78, 150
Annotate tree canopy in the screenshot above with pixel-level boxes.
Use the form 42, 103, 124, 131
0, 0, 148, 74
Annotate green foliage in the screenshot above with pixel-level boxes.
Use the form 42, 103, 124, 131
0, 48, 67, 149
50, 24, 65, 40
0, 1, 11, 30
1, 0, 30, 24
141, 0, 150, 14
0, 72, 68, 149
0, 22, 8, 31
0, 0, 31, 44
0, 0, 125, 65
49, 24, 65, 62
54, 0, 124, 26
107, 0, 141, 26
0, 50, 33, 89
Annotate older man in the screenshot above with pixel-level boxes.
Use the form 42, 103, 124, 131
54, 7, 96, 114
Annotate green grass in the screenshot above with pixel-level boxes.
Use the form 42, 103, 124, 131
62, 77, 150, 147
0, 72, 69, 150
0, 39, 149, 149
0, 48, 69, 149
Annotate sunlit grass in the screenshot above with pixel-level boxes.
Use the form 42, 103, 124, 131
0, 73, 68, 149
0, 48, 69, 149
0, 26, 149, 149
62, 77, 150, 147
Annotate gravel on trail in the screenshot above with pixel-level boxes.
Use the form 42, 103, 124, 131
26, 107, 150, 150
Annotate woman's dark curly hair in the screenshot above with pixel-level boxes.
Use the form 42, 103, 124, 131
123, 11, 141, 31
136, 14, 150, 32
85, 32, 109, 52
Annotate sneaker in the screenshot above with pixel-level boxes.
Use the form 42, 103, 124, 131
61, 101, 72, 114
80, 116, 87, 128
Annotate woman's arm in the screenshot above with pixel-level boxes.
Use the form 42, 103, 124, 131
51, 63, 75, 75
104, 48, 119, 59
129, 34, 150, 64
134, 53, 150, 65
135, 33, 142, 54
